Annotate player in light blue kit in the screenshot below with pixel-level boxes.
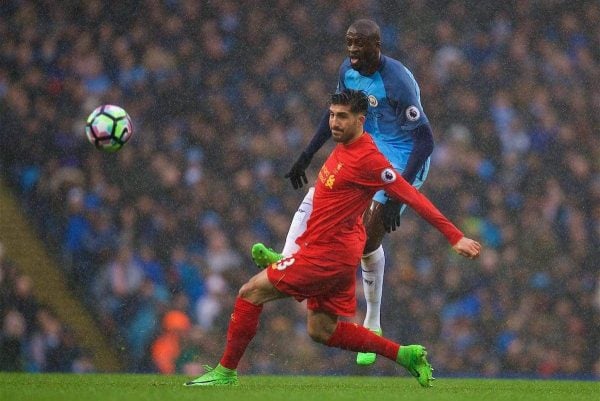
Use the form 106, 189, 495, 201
252, 19, 435, 366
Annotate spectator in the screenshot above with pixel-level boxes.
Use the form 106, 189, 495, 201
0, 309, 26, 371
151, 310, 192, 374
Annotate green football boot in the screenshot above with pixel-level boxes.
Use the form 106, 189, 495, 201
251, 243, 283, 269
356, 328, 382, 366
184, 364, 239, 386
397, 345, 434, 388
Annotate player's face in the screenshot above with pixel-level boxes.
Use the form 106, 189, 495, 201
345, 30, 380, 75
329, 104, 365, 144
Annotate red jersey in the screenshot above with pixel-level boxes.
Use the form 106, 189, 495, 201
296, 133, 463, 266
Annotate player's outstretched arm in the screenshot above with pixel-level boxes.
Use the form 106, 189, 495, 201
285, 110, 332, 189
381, 168, 477, 251
381, 123, 434, 232
285, 153, 311, 189
452, 237, 481, 259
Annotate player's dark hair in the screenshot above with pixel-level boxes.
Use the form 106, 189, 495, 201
330, 89, 369, 116
348, 19, 381, 41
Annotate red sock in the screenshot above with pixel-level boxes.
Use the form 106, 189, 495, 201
219, 297, 263, 370
326, 321, 400, 362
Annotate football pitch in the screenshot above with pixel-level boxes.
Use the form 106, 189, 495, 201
1, 373, 598, 401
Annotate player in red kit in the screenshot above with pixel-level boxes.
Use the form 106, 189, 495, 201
184, 89, 481, 388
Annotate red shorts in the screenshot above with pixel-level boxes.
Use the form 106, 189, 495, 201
266, 252, 356, 317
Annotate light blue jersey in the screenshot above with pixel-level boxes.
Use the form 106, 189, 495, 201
338, 55, 431, 202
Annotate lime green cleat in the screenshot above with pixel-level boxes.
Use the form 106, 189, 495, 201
251, 243, 283, 269
397, 345, 434, 388
356, 328, 382, 366
184, 364, 239, 386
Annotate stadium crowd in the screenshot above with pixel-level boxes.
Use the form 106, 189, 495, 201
0, 241, 95, 372
0, 0, 599, 378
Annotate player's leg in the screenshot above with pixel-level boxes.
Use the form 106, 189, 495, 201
252, 187, 315, 268
185, 269, 287, 386
282, 186, 314, 256
306, 309, 339, 344
309, 309, 433, 387
357, 159, 430, 366
356, 198, 387, 365
304, 259, 434, 387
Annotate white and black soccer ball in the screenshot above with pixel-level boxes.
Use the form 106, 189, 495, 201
85, 105, 133, 152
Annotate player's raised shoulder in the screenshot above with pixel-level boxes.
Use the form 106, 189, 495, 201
381, 54, 407, 70
380, 55, 417, 86
356, 134, 392, 169
339, 57, 353, 73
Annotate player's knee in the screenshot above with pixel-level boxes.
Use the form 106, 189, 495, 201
364, 230, 385, 254
307, 326, 330, 344
238, 280, 259, 301
363, 205, 386, 254
238, 273, 276, 304
238, 282, 251, 299
306, 321, 336, 344
363, 238, 380, 254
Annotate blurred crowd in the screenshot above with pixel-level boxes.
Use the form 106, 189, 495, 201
0, 242, 95, 372
0, 0, 599, 378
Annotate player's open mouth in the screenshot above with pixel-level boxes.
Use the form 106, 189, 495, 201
350, 56, 359, 65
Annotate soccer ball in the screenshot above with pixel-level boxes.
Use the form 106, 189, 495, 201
85, 105, 133, 152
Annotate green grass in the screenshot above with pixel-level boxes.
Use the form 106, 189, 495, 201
0, 373, 598, 401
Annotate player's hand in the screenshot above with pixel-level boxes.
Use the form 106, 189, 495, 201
382, 200, 402, 233
452, 237, 481, 259
285, 152, 312, 189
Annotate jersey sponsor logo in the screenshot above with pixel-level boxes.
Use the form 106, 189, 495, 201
368, 95, 378, 107
319, 162, 344, 189
325, 175, 336, 189
272, 257, 295, 271
405, 105, 420, 121
318, 165, 331, 184
381, 168, 397, 183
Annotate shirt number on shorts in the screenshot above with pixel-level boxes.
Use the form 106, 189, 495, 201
273, 257, 295, 271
